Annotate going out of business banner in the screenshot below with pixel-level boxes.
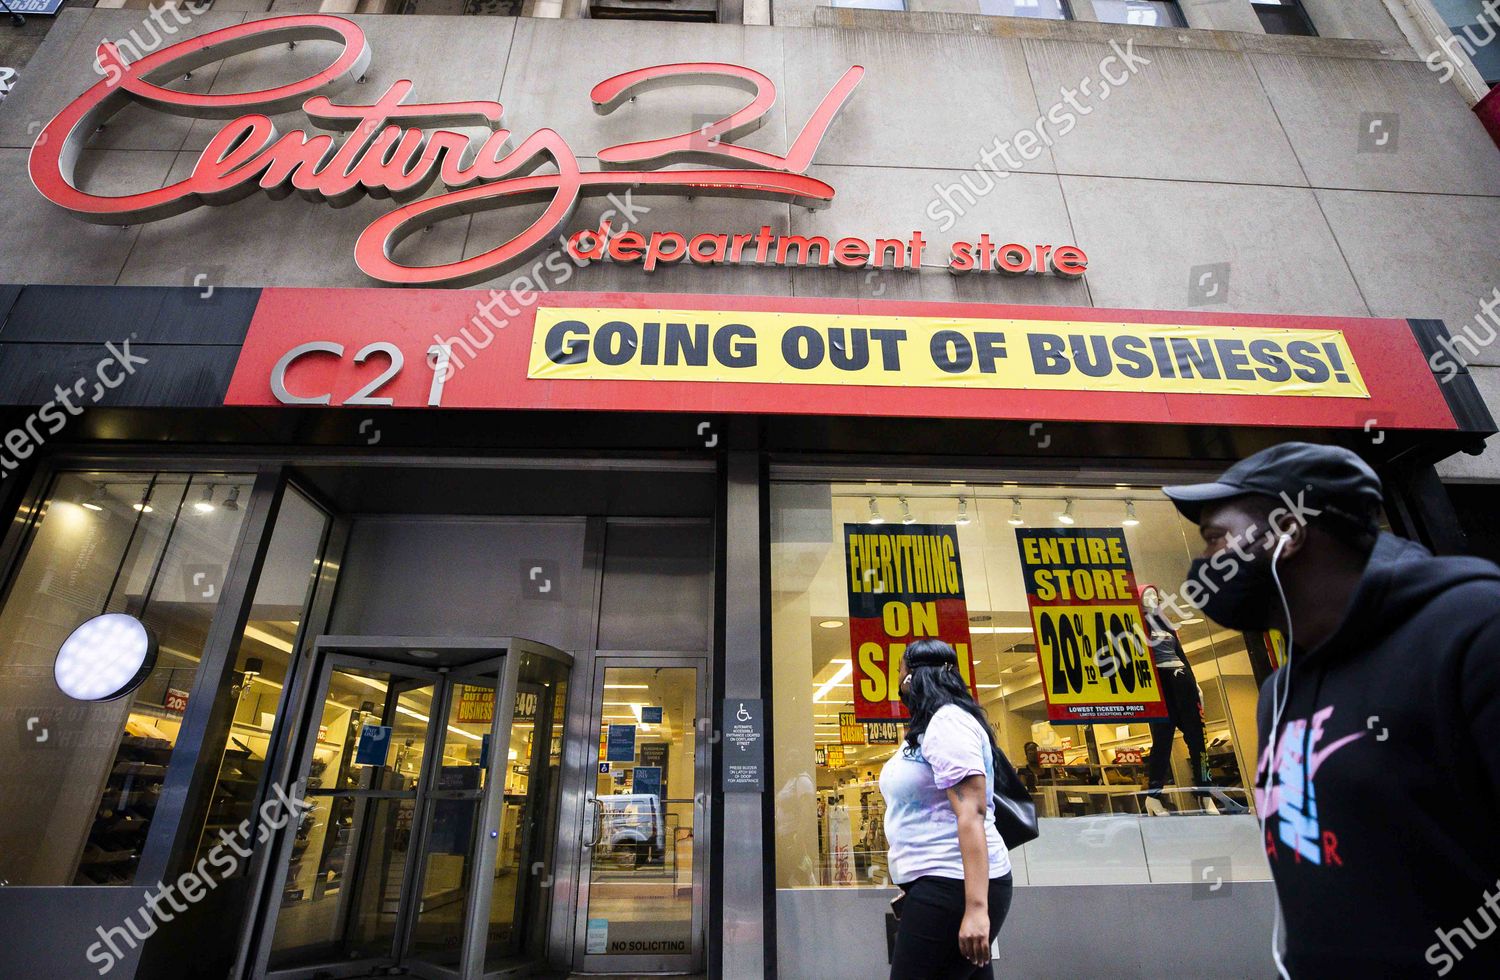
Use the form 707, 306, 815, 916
843, 523, 979, 723
530, 308, 1369, 398
1016, 527, 1167, 723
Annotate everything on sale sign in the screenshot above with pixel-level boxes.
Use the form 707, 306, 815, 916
843, 523, 978, 723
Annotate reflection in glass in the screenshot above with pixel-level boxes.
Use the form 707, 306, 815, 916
1092, 0, 1186, 27
0, 471, 254, 886
585, 667, 697, 957
194, 488, 329, 869
270, 667, 434, 968
770, 481, 1281, 891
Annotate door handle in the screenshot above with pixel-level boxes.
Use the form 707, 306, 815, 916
582, 797, 600, 848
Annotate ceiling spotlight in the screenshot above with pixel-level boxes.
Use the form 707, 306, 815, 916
223, 486, 241, 512
132, 490, 153, 514
1122, 500, 1140, 527
1058, 499, 1075, 525
53, 613, 158, 702
194, 484, 216, 514
866, 497, 885, 525
1008, 498, 1024, 526
955, 497, 970, 526
81, 483, 107, 512
899, 497, 915, 525
818, 620, 844, 629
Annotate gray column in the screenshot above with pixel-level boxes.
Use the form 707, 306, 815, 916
720, 449, 769, 978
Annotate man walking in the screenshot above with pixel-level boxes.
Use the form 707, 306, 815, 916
1162, 442, 1500, 976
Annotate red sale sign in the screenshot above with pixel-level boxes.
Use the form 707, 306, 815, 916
843, 524, 978, 723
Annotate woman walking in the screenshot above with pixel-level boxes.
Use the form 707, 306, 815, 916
881, 638, 1014, 979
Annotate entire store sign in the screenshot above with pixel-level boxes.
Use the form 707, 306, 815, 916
843, 523, 979, 724
1015, 528, 1167, 724
29, 14, 1086, 287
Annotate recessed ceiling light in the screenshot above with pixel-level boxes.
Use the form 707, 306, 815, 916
409, 649, 439, 660
818, 620, 843, 629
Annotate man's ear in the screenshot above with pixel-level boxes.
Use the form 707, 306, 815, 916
1274, 519, 1309, 561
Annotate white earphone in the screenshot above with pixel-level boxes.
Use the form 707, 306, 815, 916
1263, 531, 1295, 980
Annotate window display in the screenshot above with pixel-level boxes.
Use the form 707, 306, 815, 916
771, 480, 1268, 889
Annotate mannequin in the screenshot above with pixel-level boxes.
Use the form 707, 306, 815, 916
1140, 584, 1210, 814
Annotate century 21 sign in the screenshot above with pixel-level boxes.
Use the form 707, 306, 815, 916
28, 15, 861, 288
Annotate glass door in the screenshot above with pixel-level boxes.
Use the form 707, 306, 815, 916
404, 660, 503, 978
574, 659, 707, 973
265, 655, 442, 978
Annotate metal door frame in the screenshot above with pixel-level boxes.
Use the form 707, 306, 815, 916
570, 654, 710, 974
258, 647, 445, 980
403, 655, 503, 980
253, 637, 572, 980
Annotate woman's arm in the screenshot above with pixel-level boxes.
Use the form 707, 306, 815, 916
946, 773, 991, 967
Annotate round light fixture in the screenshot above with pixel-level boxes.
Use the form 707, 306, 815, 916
818, 620, 844, 629
1058, 499, 1075, 525
54, 613, 158, 702
409, 649, 439, 660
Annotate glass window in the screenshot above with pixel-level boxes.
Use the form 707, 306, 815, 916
771, 479, 1268, 891
1092, 0, 1185, 28
1253, 0, 1316, 36
830, 0, 907, 10
980, 0, 1072, 19
0, 471, 254, 886
1432, 0, 1500, 84
191, 487, 330, 868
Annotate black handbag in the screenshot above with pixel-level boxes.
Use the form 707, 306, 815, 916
991, 746, 1040, 849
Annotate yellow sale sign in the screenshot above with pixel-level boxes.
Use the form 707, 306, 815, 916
1016, 528, 1167, 724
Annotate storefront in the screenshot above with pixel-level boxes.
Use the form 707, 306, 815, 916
1, 6, 1497, 980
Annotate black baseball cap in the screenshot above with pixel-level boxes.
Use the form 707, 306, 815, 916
1162, 442, 1384, 525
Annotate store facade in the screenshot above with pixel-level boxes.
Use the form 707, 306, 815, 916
0, 5, 1497, 980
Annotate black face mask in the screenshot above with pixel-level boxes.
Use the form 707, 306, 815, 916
898, 677, 914, 709
1186, 551, 1282, 632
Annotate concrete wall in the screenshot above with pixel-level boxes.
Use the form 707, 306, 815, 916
0, 7, 1496, 486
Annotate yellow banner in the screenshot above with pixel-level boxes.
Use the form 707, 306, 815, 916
838, 712, 866, 746
529, 308, 1369, 398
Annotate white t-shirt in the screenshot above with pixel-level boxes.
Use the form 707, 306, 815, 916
879, 705, 1012, 885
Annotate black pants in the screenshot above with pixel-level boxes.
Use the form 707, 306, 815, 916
1147, 664, 1207, 790
890, 875, 1014, 980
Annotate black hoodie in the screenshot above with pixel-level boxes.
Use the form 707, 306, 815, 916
1255, 532, 1500, 977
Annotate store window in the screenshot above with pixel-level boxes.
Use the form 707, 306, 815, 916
1253, 0, 1316, 36
0, 471, 254, 886
979, 0, 1072, 19
190, 487, 331, 867
1092, 0, 1186, 28
771, 479, 1269, 891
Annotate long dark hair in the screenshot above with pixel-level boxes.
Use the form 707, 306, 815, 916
901, 639, 997, 756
